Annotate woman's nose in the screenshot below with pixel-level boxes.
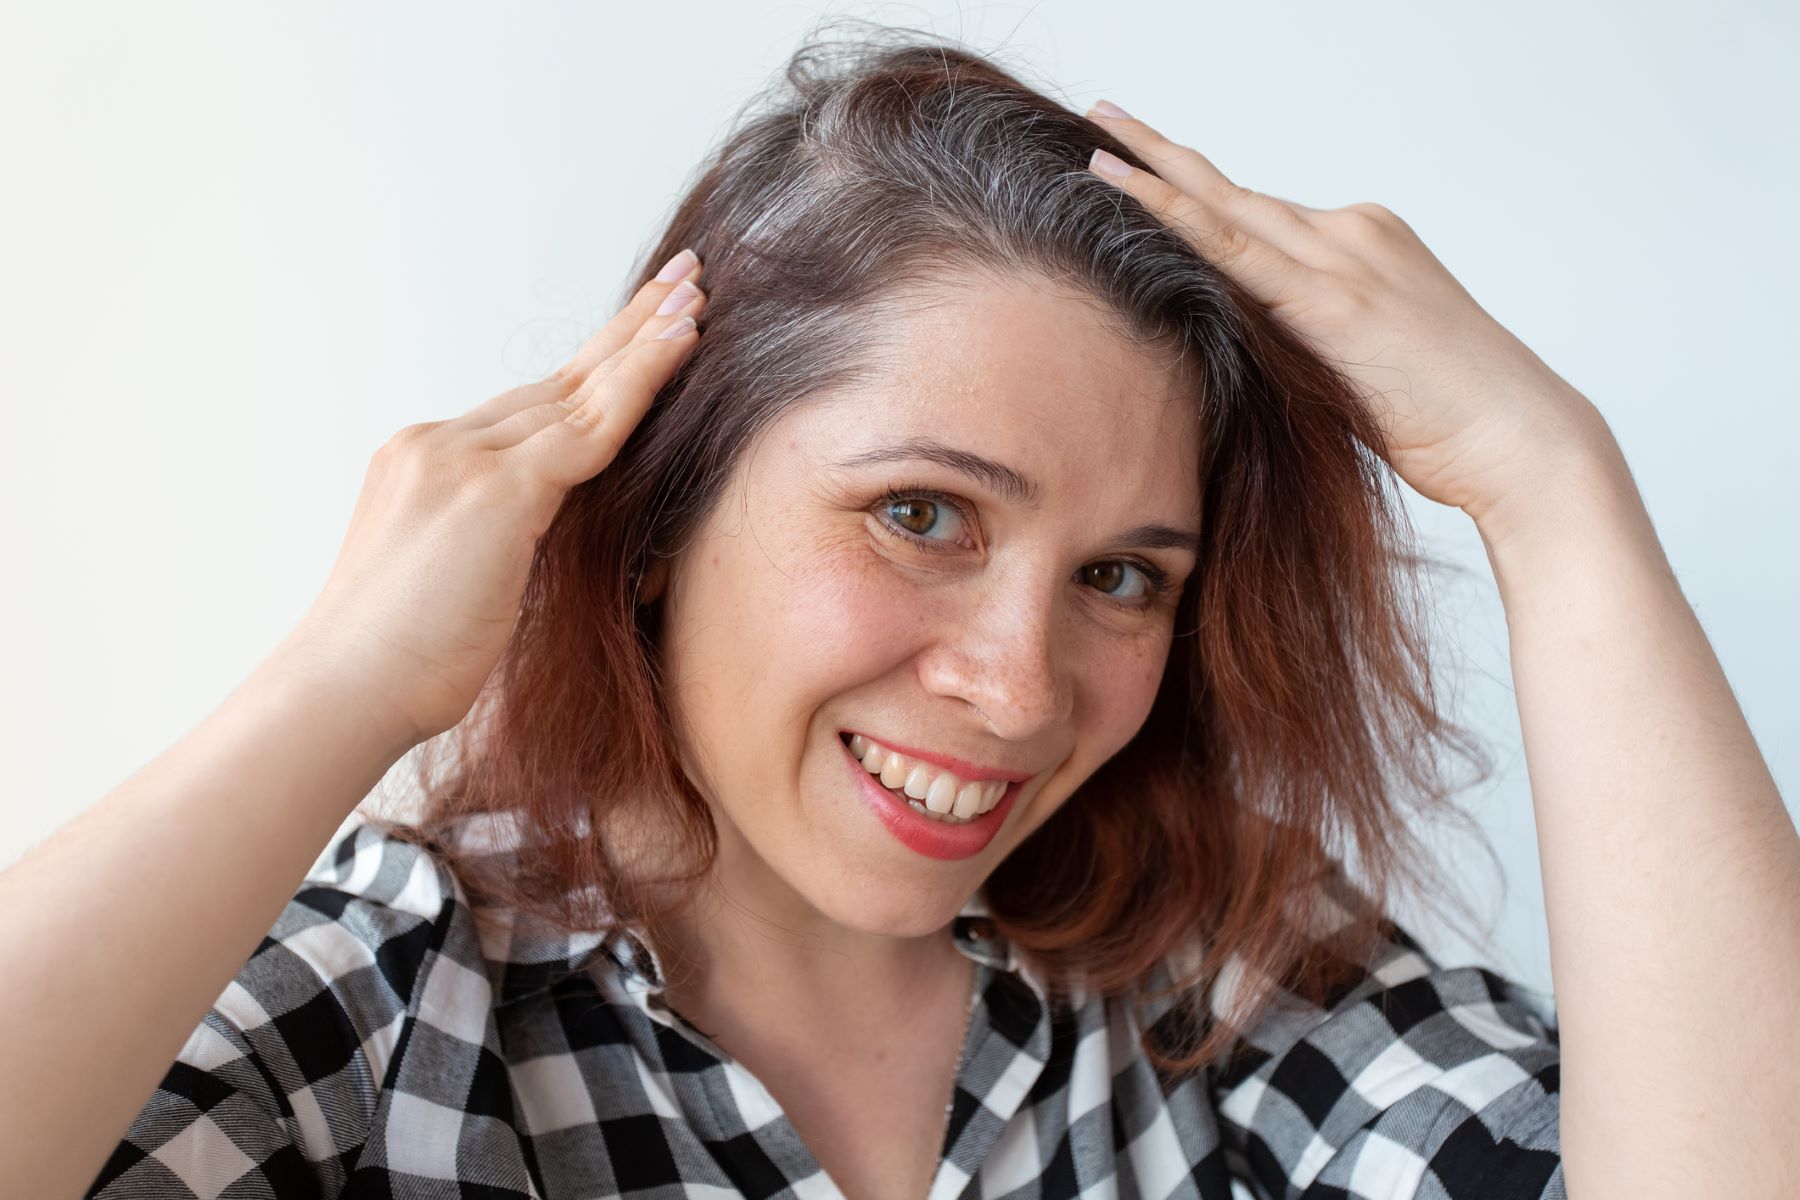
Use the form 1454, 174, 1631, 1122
918, 586, 1073, 740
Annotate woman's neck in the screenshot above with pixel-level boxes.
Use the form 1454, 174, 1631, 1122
649, 874, 971, 1059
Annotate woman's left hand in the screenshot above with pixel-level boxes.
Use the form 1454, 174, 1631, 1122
1083, 99, 1618, 533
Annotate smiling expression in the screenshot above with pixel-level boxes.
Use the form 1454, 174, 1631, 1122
651, 269, 1203, 938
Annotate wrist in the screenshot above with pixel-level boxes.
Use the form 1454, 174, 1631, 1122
247, 633, 427, 767
1463, 401, 1638, 558
1471, 438, 1668, 598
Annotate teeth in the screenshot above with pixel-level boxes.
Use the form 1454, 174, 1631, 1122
843, 732, 1008, 823
924, 773, 959, 814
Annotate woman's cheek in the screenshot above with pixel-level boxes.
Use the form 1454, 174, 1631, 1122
783, 527, 938, 657
1093, 624, 1174, 748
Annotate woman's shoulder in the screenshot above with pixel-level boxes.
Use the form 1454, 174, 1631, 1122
257, 812, 469, 1008
198, 814, 498, 1122
298, 812, 462, 930
86, 816, 481, 1197
1133, 858, 1558, 1047
1139, 860, 1564, 1199
290, 810, 630, 1011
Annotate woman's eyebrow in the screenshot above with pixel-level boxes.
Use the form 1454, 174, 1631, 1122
834, 437, 1042, 507
832, 437, 1201, 552
1110, 523, 1202, 553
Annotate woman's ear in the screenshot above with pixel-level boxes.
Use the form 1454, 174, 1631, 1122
638, 558, 670, 605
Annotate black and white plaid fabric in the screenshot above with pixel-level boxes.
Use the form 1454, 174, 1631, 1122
87, 811, 1565, 1199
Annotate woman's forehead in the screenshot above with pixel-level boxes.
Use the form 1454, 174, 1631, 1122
778, 278, 1201, 504
882, 271, 1189, 395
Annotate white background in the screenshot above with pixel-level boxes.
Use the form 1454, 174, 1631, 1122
3, 0, 1795, 1008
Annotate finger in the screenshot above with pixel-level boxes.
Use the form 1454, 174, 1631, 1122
558, 248, 703, 379
1085, 102, 1328, 255
442, 248, 703, 434
1086, 144, 1308, 305
479, 281, 709, 451
439, 377, 566, 437
1087, 101, 1236, 193
507, 302, 701, 488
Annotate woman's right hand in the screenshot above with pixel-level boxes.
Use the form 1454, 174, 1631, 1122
275, 248, 707, 748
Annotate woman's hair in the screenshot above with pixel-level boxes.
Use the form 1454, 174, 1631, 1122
367, 18, 1501, 1076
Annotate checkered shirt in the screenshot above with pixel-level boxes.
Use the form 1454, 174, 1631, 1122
86, 812, 1565, 1198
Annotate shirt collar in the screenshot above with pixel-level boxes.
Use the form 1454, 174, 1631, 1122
427, 810, 1048, 1008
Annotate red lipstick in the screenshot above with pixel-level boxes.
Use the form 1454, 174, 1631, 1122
839, 729, 1032, 783
841, 734, 1019, 861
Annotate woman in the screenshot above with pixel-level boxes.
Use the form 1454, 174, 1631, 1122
7, 23, 1794, 1200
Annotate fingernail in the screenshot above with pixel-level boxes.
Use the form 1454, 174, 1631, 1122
656, 315, 696, 340
1089, 99, 1132, 120
653, 247, 697, 283
656, 280, 699, 315
1089, 148, 1134, 179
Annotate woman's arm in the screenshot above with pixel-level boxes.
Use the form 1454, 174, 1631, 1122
1475, 430, 1800, 1199
0, 643, 417, 1198
1078, 99, 1799, 1195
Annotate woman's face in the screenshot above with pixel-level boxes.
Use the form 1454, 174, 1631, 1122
653, 271, 1202, 939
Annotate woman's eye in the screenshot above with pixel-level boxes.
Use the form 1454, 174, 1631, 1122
881, 494, 968, 544
875, 488, 1174, 609
1081, 561, 1153, 602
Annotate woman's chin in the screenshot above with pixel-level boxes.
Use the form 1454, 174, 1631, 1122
799, 880, 970, 941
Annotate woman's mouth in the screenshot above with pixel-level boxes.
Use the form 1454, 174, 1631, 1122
838, 731, 1020, 860
840, 731, 1004, 824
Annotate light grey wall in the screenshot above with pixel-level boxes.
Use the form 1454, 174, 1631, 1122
4, 0, 1794, 1007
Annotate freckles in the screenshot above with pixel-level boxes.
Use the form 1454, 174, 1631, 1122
1091, 632, 1175, 721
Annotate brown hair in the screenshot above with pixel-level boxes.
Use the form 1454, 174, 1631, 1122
366, 18, 1500, 1076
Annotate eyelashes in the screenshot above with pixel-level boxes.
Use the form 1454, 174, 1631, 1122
870, 484, 1179, 610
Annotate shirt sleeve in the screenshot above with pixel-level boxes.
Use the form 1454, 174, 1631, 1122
83, 818, 452, 1198
1208, 865, 1564, 1200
